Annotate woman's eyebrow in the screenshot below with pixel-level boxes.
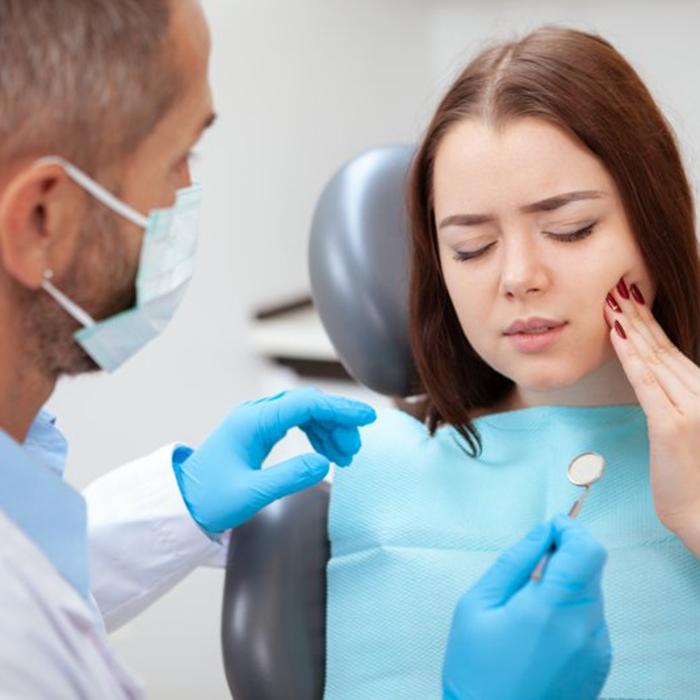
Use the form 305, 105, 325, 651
438, 190, 607, 229
520, 189, 606, 213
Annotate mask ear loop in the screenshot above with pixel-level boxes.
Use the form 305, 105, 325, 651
41, 269, 96, 329
33, 156, 149, 330
33, 156, 149, 230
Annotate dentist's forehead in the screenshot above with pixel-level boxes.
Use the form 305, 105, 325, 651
432, 117, 614, 217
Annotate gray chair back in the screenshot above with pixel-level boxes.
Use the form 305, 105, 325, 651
309, 144, 416, 397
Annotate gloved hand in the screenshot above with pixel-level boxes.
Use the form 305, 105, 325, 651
172, 388, 376, 534
443, 514, 611, 700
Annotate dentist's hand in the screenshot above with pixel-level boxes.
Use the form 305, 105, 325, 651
173, 388, 376, 534
443, 515, 611, 700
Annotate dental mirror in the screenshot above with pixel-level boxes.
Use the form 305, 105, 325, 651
568, 451, 606, 487
532, 451, 606, 580
565, 451, 606, 517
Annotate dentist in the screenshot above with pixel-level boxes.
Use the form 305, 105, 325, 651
0, 1, 610, 698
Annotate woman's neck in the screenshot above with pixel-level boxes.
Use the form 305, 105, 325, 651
492, 355, 639, 414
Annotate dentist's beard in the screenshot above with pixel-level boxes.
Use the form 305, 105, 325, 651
19, 203, 136, 380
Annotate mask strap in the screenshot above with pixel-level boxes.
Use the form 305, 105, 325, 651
33, 156, 149, 230
41, 270, 96, 329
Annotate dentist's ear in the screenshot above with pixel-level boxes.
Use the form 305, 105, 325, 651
0, 162, 87, 289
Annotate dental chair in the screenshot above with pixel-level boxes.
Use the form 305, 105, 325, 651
221, 144, 417, 700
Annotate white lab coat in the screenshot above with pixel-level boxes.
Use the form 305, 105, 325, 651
0, 445, 229, 698
85, 445, 229, 632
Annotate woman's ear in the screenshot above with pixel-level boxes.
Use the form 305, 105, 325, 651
0, 162, 87, 289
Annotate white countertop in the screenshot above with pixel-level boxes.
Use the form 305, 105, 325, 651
248, 304, 339, 362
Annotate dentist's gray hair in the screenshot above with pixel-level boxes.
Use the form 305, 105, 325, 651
0, 0, 182, 171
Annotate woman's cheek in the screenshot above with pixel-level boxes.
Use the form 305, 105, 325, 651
571, 312, 615, 372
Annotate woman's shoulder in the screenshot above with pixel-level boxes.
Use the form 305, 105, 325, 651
349, 405, 466, 472
360, 406, 430, 448
332, 408, 434, 514
331, 407, 474, 524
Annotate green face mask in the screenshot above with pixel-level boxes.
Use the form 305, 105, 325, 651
37, 156, 202, 372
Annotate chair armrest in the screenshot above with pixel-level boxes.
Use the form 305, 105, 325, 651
221, 481, 330, 700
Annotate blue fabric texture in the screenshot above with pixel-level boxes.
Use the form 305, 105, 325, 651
0, 410, 89, 599
326, 405, 700, 700
23, 409, 69, 477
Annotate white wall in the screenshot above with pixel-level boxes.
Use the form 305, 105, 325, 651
44, 1, 700, 698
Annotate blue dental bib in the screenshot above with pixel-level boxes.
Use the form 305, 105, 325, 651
326, 405, 700, 699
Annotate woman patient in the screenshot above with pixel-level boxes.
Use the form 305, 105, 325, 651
325, 26, 700, 700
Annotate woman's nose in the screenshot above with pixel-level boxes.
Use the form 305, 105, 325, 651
499, 237, 549, 299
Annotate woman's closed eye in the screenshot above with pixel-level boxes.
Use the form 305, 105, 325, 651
452, 222, 597, 262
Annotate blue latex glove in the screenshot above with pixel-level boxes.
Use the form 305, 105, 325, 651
173, 388, 376, 534
443, 515, 612, 700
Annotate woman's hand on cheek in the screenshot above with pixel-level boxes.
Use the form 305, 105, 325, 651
604, 276, 700, 555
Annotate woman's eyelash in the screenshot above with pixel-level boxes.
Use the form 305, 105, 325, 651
453, 243, 496, 262
545, 222, 597, 242
452, 222, 597, 262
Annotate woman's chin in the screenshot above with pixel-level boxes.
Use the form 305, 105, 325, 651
504, 364, 589, 393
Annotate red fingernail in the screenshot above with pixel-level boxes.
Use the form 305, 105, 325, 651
606, 293, 621, 312
614, 320, 627, 339
630, 283, 645, 305
616, 278, 630, 300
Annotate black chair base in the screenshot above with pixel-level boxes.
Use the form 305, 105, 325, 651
222, 481, 330, 700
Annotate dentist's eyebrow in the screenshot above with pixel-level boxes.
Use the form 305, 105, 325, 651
438, 190, 607, 230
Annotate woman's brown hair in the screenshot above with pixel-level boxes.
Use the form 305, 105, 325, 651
408, 26, 700, 456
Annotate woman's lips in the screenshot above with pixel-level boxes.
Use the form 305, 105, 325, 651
505, 323, 568, 353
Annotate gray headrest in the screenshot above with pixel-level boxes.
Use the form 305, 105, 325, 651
308, 144, 417, 397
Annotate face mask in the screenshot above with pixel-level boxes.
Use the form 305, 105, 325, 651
36, 156, 202, 373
